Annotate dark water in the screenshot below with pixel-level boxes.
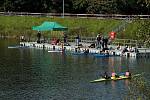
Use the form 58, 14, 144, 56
0, 39, 150, 100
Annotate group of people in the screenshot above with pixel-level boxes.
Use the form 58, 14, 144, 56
63, 33, 80, 46
116, 44, 139, 54
96, 33, 109, 51
102, 70, 131, 79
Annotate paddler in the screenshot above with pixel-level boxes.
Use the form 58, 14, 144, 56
111, 72, 119, 79
125, 70, 131, 78
103, 72, 110, 79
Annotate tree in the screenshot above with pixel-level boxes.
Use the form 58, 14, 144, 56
136, 20, 150, 47
137, 0, 150, 14
72, 0, 89, 13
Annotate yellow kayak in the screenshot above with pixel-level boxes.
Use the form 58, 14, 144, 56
90, 75, 130, 83
90, 74, 141, 83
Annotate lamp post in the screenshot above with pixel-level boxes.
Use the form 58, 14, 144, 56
63, 0, 64, 18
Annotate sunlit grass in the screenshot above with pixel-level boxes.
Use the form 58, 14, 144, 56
0, 16, 144, 39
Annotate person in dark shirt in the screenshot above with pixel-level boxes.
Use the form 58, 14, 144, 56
37, 31, 41, 43
102, 72, 111, 79
63, 32, 67, 44
96, 34, 102, 49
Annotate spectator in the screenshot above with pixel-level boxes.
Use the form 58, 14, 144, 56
75, 34, 80, 46
103, 36, 108, 48
122, 46, 128, 53
96, 33, 102, 49
37, 31, 41, 43
20, 35, 25, 42
63, 32, 67, 44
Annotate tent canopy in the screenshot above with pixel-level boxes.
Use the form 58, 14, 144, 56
32, 21, 68, 31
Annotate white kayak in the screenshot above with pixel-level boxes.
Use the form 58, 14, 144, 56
48, 50, 63, 53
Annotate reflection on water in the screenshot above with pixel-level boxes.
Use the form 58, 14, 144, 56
0, 39, 150, 100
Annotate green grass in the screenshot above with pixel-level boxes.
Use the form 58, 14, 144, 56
0, 16, 143, 39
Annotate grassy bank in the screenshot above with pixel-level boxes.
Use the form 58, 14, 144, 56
0, 16, 143, 39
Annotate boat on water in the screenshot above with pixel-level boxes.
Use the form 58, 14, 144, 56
72, 52, 97, 55
90, 75, 130, 83
48, 50, 63, 53
90, 74, 141, 83
94, 53, 113, 57
8, 45, 30, 49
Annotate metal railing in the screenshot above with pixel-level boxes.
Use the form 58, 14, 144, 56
0, 12, 150, 19
21, 36, 144, 47
67, 37, 140, 47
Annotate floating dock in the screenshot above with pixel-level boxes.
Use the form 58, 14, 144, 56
20, 42, 150, 58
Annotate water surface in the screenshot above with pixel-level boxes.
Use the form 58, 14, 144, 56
0, 39, 150, 100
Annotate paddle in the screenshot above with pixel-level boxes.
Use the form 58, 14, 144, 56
132, 72, 145, 78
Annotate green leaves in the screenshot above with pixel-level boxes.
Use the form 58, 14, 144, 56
0, 0, 150, 14
136, 20, 150, 47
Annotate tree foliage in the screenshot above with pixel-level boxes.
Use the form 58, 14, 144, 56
136, 20, 150, 47
0, 0, 149, 14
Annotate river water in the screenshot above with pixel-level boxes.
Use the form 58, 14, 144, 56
0, 39, 150, 100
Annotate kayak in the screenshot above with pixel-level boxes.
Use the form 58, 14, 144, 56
72, 52, 97, 55
48, 50, 63, 53
8, 45, 29, 48
90, 74, 141, 83
90, 75, 130, 83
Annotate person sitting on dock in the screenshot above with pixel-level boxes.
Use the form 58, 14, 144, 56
88, 43, 95, 48
116, 44, 121, 50
75, 47, 81, 53
122, 46, 128, 54
83, 48, 89, 54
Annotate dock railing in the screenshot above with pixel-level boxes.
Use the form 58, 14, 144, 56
26, 36, 143, 48
67, 37, 140, 47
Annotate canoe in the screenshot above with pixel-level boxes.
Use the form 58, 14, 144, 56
90, 75, 130, 83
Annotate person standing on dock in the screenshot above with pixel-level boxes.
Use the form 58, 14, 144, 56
20, 35, 25, 42
103, 36, 108, 48
63, 32, 67, 44
37, 31, 41, 43
75, 34, 80, 46
96, 33, 102, 49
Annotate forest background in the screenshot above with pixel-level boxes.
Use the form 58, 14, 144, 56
0, 0, 150, 14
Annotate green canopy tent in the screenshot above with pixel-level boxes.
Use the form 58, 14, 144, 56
32, 21, 68, 44
32, 21, 68, 31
